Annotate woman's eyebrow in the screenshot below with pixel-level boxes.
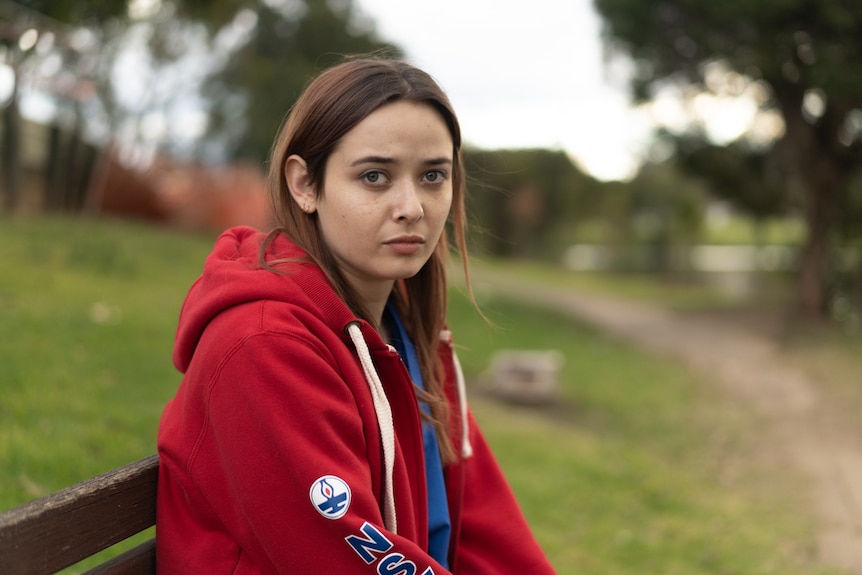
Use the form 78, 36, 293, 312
350, 155, 453, 167
350, 155, 394, 167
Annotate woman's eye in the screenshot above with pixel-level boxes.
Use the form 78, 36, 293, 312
423, 170, 447, 184
361, 170, 388, 185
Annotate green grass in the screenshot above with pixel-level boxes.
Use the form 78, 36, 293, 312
448, 291, 833, 574
0, 215, 838, 574
466, 255, 791, 310
700, 215, 805, 245
1, 215, 216, 510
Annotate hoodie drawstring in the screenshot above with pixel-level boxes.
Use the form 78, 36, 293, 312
449, 346, 474, 459
440, 329, 474, 459
346, 323, 475, 535
347, 322, 398, 534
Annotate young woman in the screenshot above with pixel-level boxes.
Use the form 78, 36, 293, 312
156, 56, 556, 574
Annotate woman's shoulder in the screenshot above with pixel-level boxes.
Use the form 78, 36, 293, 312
206, 297, 344, 352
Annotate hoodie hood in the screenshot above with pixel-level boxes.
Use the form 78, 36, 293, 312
173, 226, 357, 374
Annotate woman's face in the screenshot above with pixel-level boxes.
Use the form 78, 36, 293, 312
313, 100, 454, 302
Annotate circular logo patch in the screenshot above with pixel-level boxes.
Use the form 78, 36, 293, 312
309, 475, 351, 520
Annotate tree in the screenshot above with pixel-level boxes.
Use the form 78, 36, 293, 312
593, 0, 862, 319
1, 0, 391, 213
203, 0, 398, 163
0, 1, 127, 212
672, 134, 787, 227
463, 148, 599, 258
624, 161, 706, 273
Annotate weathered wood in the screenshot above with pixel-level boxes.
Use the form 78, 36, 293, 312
82, 539, 155, 575
0, 455, 158, 575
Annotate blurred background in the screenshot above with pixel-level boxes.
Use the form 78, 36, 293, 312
2, 0, 861, 327
2, 1, 862, 573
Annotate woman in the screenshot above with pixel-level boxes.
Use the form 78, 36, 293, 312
156, 56, 556, 574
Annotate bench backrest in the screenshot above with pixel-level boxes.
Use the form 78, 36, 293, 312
0, 455, 158, 575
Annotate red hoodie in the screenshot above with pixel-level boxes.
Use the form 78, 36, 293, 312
156, 227, 557, 574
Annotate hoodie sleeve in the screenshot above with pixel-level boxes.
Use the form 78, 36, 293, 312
158, 325, 454, 574
450, 411, 558, 574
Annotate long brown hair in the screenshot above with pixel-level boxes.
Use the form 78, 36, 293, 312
262, 56, 471, 463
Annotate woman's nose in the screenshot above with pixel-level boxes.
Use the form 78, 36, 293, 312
394, 183, 424, 222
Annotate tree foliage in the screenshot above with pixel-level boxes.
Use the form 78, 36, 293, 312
9, 0, 128, 23
672, 135, 787, 221
594, 0, 862, 319
1, 0, 395, 212
0, 1, 128, 212
463, 148, 600, 258
203, 0, 398, 163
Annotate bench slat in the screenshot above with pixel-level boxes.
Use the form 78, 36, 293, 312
82, 539, 156, 575
0, 455, 158, 575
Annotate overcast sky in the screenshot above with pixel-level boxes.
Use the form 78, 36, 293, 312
354, 0, 653, 181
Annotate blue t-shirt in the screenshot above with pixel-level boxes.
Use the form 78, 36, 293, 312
384, 301, 451, 568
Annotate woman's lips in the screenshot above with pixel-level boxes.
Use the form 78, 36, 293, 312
384, 235, 425, 255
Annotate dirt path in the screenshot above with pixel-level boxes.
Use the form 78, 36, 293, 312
478, 274, 862, 574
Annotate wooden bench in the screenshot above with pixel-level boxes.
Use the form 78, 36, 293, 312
0, 455, 158, 575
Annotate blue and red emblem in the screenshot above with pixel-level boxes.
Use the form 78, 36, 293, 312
309, 475, 351, 519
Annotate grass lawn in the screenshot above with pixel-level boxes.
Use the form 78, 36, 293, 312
0, 215, 840, 574
449, 290, 842, 574
0, 216, 216, 507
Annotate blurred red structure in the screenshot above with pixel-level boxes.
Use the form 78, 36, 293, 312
89, 149, 273, 232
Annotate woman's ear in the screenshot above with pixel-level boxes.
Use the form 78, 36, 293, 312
284, 155, 317, 214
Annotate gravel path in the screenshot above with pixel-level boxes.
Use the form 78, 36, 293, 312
478, 274, 862, 574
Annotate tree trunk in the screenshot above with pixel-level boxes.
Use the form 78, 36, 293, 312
1, 89, 22, 212
65, 108, 92, 212
775, 85, 845, 322
45, 123, 65, 211
796, 166, 839, 320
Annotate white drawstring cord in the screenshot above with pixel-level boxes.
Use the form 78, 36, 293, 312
450, 349, 474, 458
346, 322, 398, 533
441, 330, 474, 459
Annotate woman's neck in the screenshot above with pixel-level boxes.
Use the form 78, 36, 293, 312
378, 322, 392, 345
352, 280, 395, 338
